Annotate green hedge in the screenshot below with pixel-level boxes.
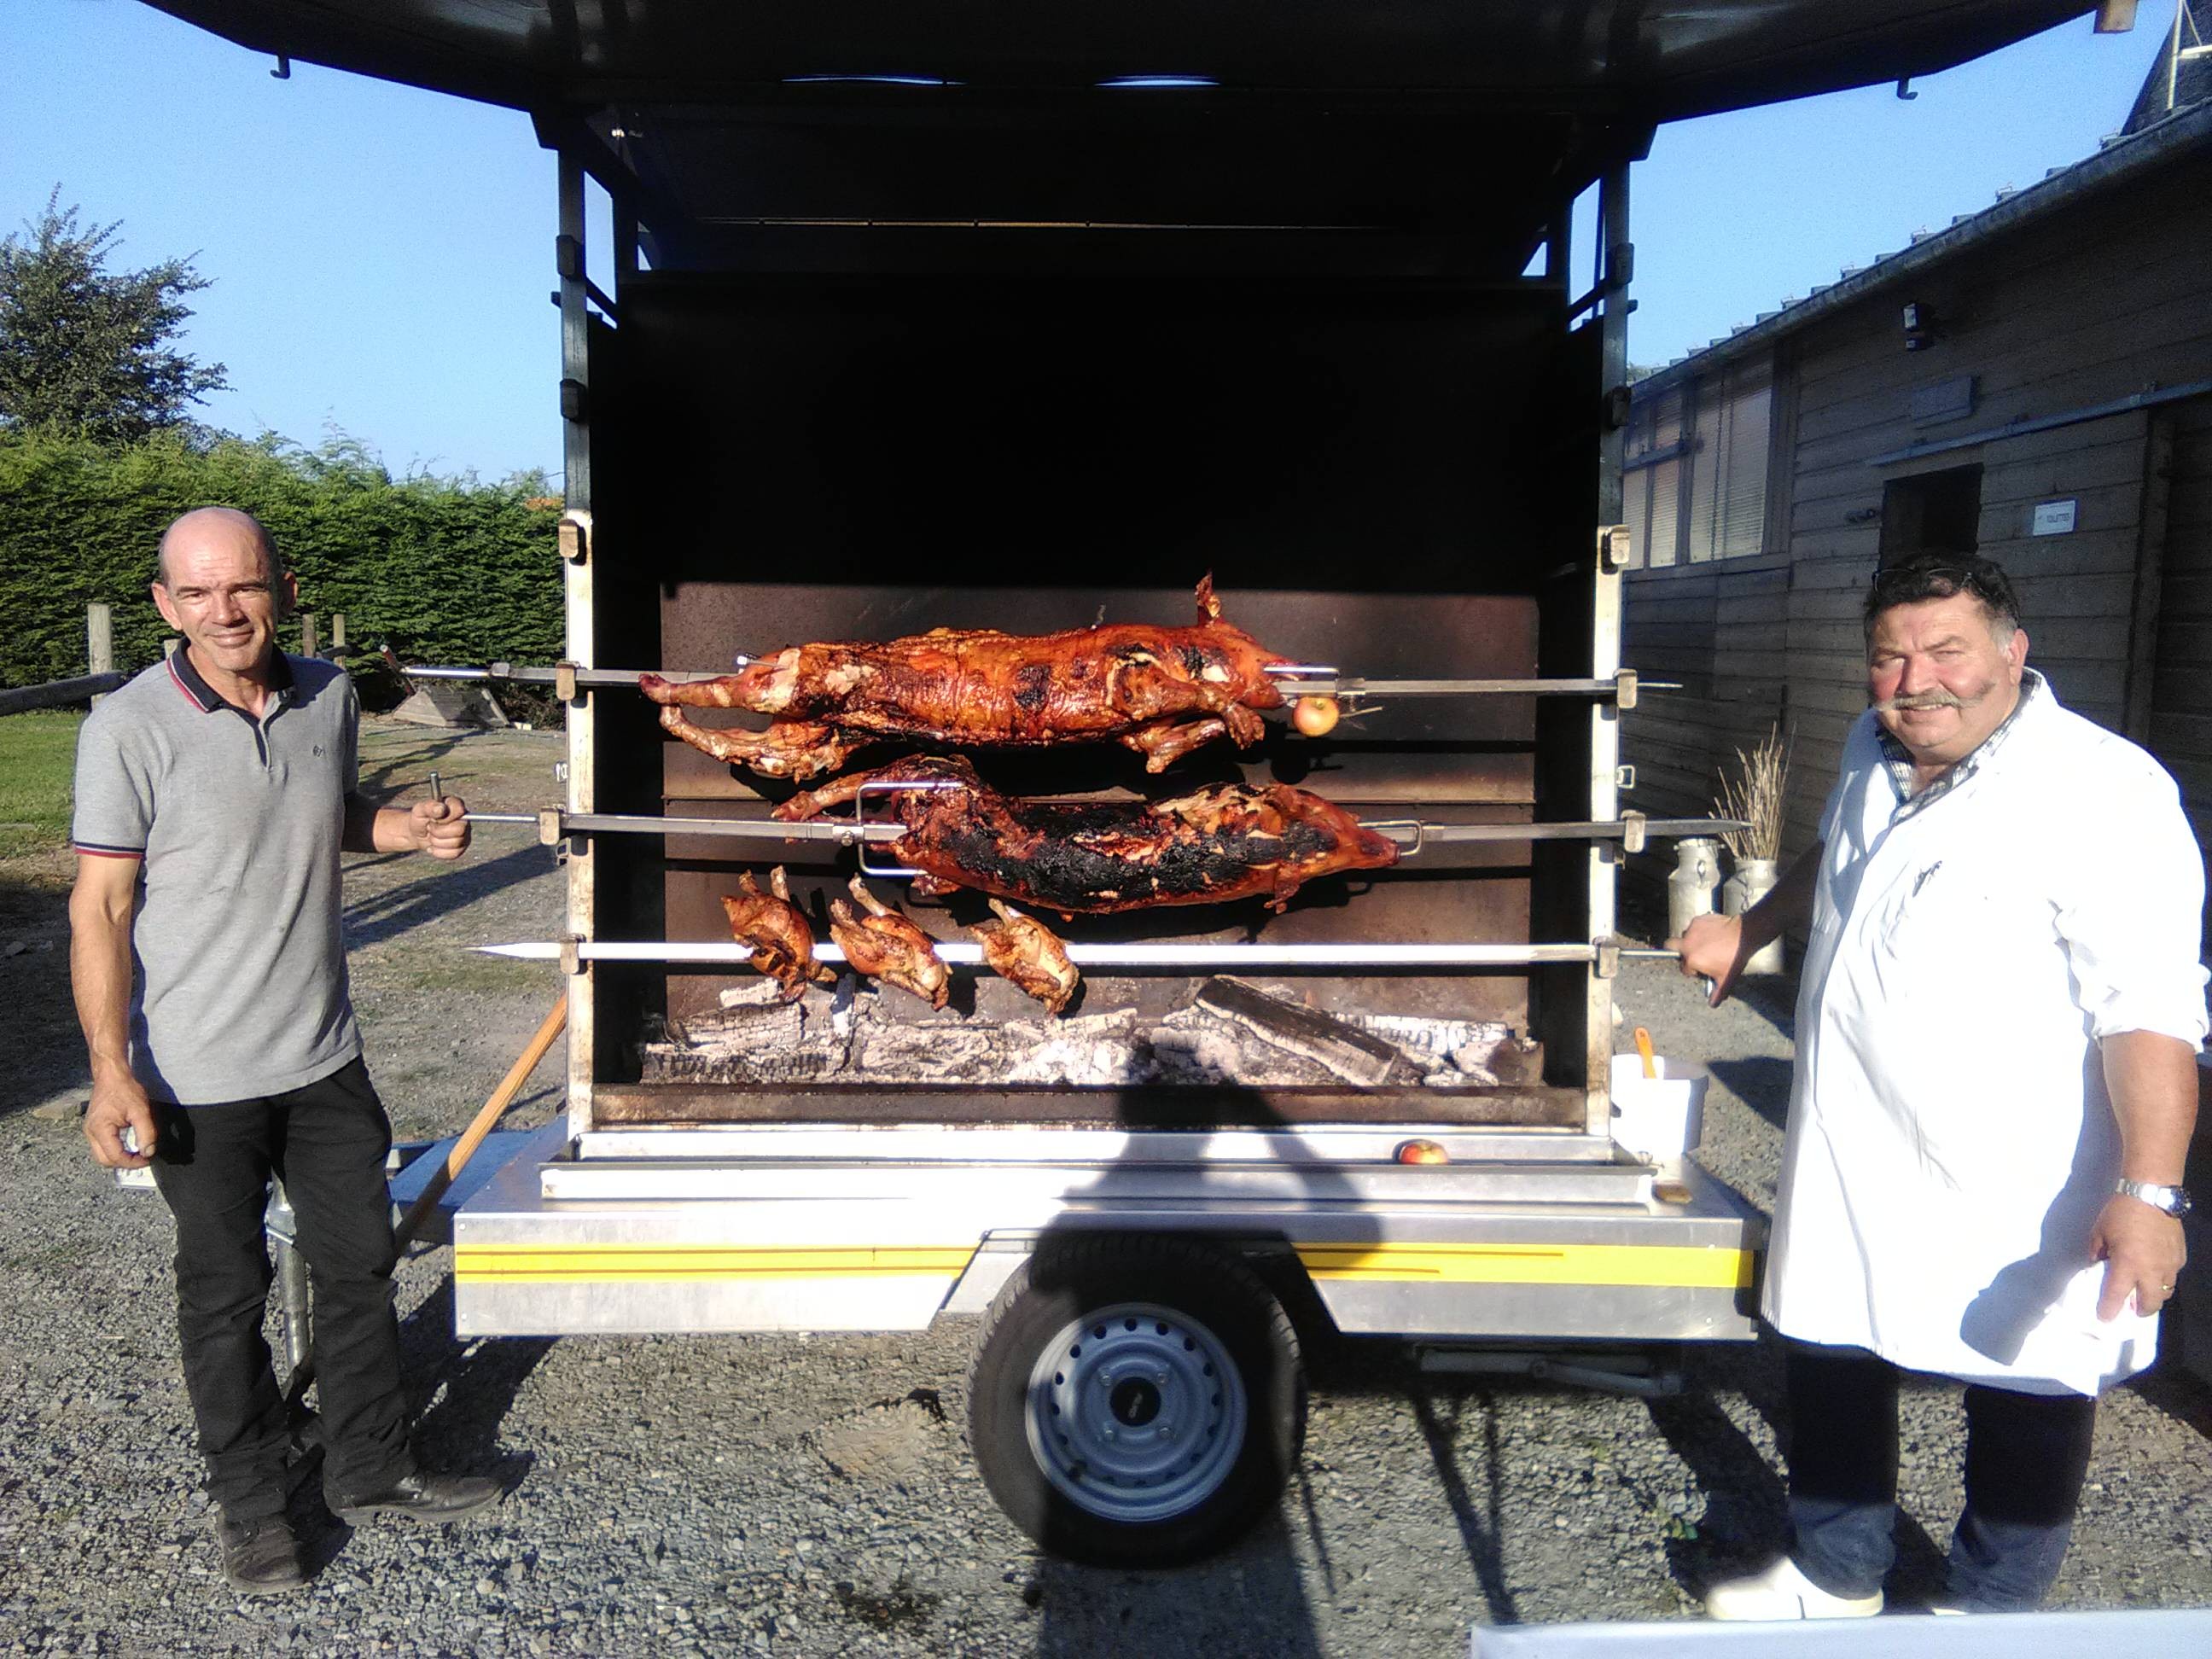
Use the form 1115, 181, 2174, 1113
0, 428, 564, 697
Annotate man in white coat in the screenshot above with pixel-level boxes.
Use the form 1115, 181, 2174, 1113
1675, 550, 2204, 1618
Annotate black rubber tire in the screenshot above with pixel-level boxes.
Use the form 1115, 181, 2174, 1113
966, 1233, 1305, 1566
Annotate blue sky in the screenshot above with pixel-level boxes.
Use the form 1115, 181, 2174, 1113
0, 3, 2175, 480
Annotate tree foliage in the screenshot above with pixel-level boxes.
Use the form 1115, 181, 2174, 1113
0, 189, 230, 442
0, 427, 562, 701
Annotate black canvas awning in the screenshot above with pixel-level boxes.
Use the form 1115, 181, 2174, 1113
138, 3, 2102, 264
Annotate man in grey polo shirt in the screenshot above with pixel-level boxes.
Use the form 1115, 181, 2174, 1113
70, 506, 504, 1595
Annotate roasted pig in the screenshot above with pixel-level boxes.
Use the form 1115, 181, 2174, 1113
777, 755, 1399, 916
969, 899, 1080, 1016
641, 577, 1289, 781
829, 876, 952, 1009
719, 867, 835, 1002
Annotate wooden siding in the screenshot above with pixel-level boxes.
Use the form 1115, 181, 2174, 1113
1623, 149, 2212, 889
2151, 394, 2212, 932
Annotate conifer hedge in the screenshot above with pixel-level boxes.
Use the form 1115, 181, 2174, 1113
0, 428, 563, 697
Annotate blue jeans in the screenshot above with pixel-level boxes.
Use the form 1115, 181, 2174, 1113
1784, 1339, 2097, 1612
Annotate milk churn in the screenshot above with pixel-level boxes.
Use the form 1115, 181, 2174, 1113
1667, 838, 1723, 942
1721, 857, 1787, 975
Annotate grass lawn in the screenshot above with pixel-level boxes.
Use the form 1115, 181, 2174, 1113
0, 710, 81, 859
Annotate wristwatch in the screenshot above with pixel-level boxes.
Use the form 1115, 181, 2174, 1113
2116, 1179, 2194, 1219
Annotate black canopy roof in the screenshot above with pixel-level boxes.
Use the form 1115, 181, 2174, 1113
138, 3, 2100, 265
141, 3, 2092, 119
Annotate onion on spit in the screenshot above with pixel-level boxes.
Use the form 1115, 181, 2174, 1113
829, 876, 952, 1010
969, 899, 1080, 1016
719, 866, 835, 1002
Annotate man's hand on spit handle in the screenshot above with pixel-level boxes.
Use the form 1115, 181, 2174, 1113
344, 769, 473, 860
1666, 841, 1824, 1008
410, 793, 471, 861
1671, 913, 1747, 1007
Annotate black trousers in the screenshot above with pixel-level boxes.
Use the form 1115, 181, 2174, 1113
1784, 1338, 2098, 1611
150, 1057, 414, 1519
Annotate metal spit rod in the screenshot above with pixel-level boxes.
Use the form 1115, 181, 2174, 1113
456, 809, 1744, 851
401, 663, 1680, 698
478, 940, 1687, 969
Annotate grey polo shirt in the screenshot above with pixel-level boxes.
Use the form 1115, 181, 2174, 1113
73, 649, 363, 1103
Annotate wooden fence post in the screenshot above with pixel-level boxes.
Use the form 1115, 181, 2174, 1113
300, 613, 318, 658
88, 602, 114, 707
331, 613, 346, 654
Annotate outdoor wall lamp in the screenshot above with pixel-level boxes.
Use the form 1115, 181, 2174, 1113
1902, 301, 1935, 352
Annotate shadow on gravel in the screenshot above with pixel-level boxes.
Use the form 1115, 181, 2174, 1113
358, 731, 473, 801
279, 1272, 550, 1575
393, 1275, 555, 1480
343, 842, 556, 951
1706, 1057, 1794, 1134
2128, 1365, 2212, 1442
1644, 1342, 1949, 1609
1407, 1382, 1520, 1622
1027, 1512, 1325, 1658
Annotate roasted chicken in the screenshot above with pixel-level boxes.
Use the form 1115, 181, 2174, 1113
969, 899, 1080, 1016
719, 867, 835, 1002
829, 876, 952, 1009
641, 576, 1289, 781
777, 755, 1399, 916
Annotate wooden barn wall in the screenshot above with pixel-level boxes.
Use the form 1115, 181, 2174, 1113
1624, 151, 2212, 901
2151, 393, 2212, 940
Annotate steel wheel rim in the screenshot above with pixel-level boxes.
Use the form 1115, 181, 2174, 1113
1023, 1300, 1248, 1523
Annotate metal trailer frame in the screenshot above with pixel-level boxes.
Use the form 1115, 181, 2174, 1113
117, 0, 2122, 1563
443, 148, 1767, 1363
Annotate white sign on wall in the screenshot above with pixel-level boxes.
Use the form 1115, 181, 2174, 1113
2030, 498, 2078, 536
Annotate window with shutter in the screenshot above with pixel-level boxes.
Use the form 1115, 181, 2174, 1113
1634, 356, 1773, 565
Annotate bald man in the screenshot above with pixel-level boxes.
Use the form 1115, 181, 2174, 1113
69, 508, 503, 1594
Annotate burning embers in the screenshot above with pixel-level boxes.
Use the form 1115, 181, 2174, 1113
643, 974, 1517, 1093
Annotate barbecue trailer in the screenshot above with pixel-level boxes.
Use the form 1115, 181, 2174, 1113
150, 0, 2111, 1565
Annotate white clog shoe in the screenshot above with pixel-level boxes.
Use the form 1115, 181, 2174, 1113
1703, 1557, 1884, 1621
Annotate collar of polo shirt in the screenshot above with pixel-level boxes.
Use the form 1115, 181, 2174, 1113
168, 646, 296, 716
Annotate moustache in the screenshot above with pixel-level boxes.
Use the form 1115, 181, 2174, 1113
1873, 690, 1969, 713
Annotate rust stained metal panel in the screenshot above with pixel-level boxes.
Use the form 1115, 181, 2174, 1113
651, 583, 1542, 1057
591, 1082, 1586, 1130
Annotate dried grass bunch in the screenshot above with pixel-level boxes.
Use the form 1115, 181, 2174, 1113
1714, 723, 1790, 863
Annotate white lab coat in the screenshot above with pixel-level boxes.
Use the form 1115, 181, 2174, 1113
1764, 679, 2208, 1395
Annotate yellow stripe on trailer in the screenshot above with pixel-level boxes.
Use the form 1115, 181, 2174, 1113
1296, 1242, 1755, 1289
456, 1244, 978, 1284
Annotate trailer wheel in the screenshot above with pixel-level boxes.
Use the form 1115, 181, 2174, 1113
967, 1234, 1305, 1566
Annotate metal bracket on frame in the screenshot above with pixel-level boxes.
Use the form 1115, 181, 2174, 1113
855, 777, 966, 878
557, 509, 591, 565
554, 661, 579, 702
1592, 936, 1622, 980
1598, 523, 1632, 573
558, 935, 583, 975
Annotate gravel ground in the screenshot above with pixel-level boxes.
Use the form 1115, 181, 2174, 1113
2, 722, 2208, 1655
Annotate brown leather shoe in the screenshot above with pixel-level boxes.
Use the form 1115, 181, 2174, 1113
331, 1468, 504, 1524
215, 1512, 307, 1595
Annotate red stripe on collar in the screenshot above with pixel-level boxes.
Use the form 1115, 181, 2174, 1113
165, 652, 219, 711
